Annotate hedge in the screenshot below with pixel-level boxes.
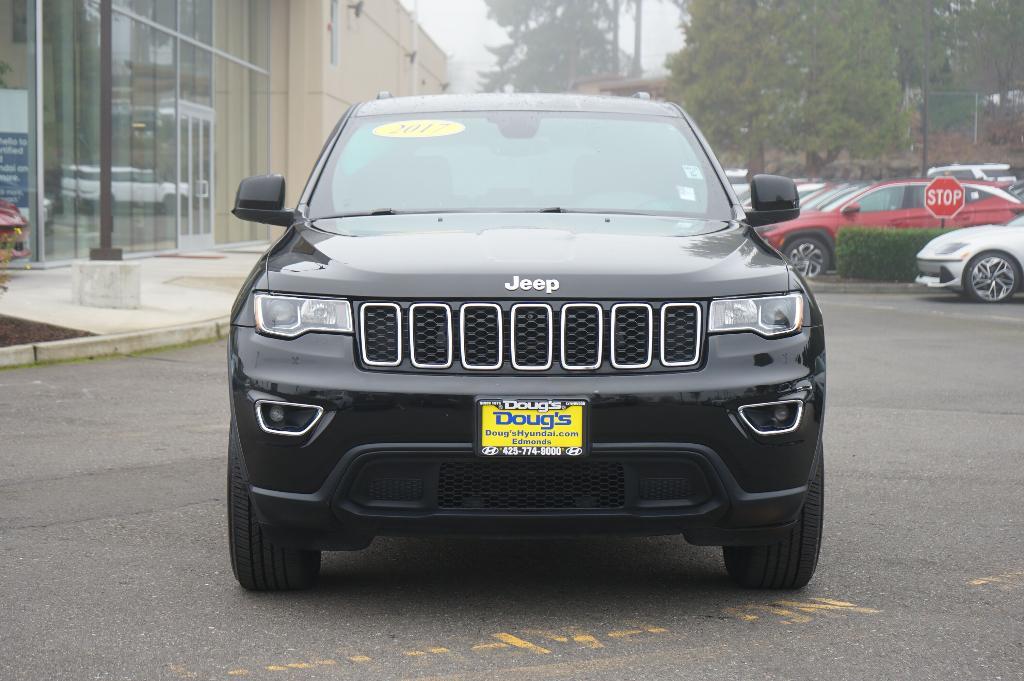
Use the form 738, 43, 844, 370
835, 227, 949, 282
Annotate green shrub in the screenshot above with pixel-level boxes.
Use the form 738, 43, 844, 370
835, 227, 950, 282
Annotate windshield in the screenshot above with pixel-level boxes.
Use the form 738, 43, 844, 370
309, 111, 732, 222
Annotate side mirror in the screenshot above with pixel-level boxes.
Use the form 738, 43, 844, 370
840, 202, 861, 216
745, 174, 800, 227
232, 174, 294, 227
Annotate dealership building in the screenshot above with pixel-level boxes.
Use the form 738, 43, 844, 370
0, 0, 447, 265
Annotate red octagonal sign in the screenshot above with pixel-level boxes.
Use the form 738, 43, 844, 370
925, 176, 966, 219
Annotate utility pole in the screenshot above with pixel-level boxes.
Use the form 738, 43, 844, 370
91, 0, 120, 260
613, 0, 620, 76
631, 0, 643, 78
921, 0, 931, 176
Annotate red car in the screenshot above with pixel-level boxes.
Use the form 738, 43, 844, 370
0, 199, 30, 260
757, 179, 1024, 277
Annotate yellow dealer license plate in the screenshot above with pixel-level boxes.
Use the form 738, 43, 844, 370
477, 399, 588, 457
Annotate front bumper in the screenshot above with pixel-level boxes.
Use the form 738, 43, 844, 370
916, 257, 965, 289
229, 323, 826, 549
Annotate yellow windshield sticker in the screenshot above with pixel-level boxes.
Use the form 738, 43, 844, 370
372, 120, 465, 138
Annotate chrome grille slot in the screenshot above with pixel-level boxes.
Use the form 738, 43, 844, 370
357, 300, 701, 372
661, 303, 701, 366
360, 303, 401, 366
460, 303, 503, 370
409, 303, 452, 369
511, 304, 553, 370
560, 303, 603, 370
611, 303, 653, 369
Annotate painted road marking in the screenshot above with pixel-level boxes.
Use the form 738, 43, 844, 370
492, 633, 551, 654
969, 571, 1024, 589
213, 622, 671, 676
725, 597, 879, 625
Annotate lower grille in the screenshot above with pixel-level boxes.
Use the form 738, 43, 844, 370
368, 478, 424, 502
638, 477, 693, 501
437, 461, 626, 509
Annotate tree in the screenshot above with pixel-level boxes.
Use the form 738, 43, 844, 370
481, 0, 621, 92
666, 0, 788, 173
958, 0, 1024, 109
667, 0, 907, 176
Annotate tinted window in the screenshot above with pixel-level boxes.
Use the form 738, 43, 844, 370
311, 112, 731, 221
855, 186, 905, 212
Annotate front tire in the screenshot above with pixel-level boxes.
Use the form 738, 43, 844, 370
784, 235, 832, 278
963, 251, 1020, 303
227, 421, 321, 590
723, 444, 823, 589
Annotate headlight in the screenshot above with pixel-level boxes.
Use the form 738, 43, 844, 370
709, 293, 803, 337
254, 294, 353, 338
934, 241, 968, 256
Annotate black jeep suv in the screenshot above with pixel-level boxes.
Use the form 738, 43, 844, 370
227, 93, 825, 591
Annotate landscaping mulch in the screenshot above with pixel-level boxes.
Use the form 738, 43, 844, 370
0, 315, 93, 348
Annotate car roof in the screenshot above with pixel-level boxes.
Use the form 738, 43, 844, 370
355, 93, 682, 118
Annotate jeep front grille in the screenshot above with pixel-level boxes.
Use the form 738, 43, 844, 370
358, 300, 702, 373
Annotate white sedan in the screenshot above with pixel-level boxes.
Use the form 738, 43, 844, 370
916, 214, 1024, 302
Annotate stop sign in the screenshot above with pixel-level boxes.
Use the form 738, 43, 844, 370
925, 176, 966, 219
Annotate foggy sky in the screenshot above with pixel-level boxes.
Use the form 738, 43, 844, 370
404, 0, 687, 93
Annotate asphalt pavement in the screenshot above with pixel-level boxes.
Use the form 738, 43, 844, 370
2, 292, 1023, 680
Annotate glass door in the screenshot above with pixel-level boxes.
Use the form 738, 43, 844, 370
178, 103, 215, 251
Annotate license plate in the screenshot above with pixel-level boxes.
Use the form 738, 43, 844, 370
477, 399, 588, 457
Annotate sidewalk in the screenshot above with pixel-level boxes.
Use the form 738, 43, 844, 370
0, 247, 266, 335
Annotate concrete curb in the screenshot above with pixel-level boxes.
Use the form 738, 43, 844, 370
0, 317, 230, 368
808, 281, 922, 295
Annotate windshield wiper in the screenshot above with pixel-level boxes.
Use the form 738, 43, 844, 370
538, 206, 566, 213
319, 208, 398, 219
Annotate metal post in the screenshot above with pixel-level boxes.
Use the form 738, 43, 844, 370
631, 0, 643, 78
973, 93, 979, 145
91, 0, 121, 260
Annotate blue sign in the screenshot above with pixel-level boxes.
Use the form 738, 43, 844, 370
0, 132, 30, 209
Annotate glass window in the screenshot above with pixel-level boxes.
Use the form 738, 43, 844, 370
0, 0, 36, 260
855, 186, 905, 213
114, 0, 176, 30
214, 0, 269, 70
311, 112, 732, 223
109, 14, 177, 253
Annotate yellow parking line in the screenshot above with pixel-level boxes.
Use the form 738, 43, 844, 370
471, 642, 509, 652
606, 629, 645, 639
348, 655, 372, 663
492, 633, 551, 654
572, 634, 604, 649
226, 671, 249, 677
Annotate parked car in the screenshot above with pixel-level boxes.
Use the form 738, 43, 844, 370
226, 93, 826, 591
0, 199, 30, 260
916, 213, 1024, 302
927, 163, 1017, 183
757, 179, 1024, 277
725, 168, 749, 196
60, 164, 188, 214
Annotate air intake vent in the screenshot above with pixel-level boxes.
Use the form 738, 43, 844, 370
460, 303, 502, 369
409, 303, 452, 368
360, 303, 401, 366
661, 303, 701, 366
561, 303, 603, 370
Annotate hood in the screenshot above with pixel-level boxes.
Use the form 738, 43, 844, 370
919, 223, 1024, 255
266, 214, 790, 299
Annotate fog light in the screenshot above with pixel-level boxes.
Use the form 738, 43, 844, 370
255, 400, 324, 436
738, 400, 803, 436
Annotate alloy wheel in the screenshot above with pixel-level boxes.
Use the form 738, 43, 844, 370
788, 241, 826, 278
970, 256, 1016, 302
